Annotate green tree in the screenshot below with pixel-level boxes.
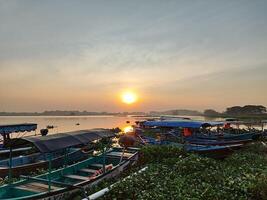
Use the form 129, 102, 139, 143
225, 105, 266, 115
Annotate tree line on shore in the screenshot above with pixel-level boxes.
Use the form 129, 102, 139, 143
204, 105, 267, 117
0, 105, 266, 117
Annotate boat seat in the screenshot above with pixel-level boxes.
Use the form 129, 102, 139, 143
79, 168, 98, 174
64, 174, 88, 181
15, 182, 60, 193
106, 152, 133, 158
89, 163, 103, 168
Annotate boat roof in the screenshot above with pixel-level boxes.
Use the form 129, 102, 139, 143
22, 129, 115, 153
143, 120, 224, 128
0, 123, 37, 135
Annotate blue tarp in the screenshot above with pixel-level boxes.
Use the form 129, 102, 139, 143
0, 123, 37, 135
143, 120, 224, 128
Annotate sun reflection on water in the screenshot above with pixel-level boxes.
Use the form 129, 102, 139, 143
123, 126, 133, 133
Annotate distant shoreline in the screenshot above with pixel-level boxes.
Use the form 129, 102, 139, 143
1, 109, 267, 120
0, 113, 266, 120
0, 111, 145, 117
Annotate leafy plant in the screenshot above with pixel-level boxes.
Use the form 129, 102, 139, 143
98, 142, 267, 200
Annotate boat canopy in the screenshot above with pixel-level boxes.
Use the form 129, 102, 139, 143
143, 120, 224, 128
0, 123, 37, 135
22, 129, 115, 153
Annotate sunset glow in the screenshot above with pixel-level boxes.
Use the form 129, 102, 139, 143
122, 92, 137, 104
123, 126, 133, 133
0, 1, 266, 112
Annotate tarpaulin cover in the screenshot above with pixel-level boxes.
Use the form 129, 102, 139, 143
0, 123, 37, 135
22, 129, 115, 153
143, 120, 224, 128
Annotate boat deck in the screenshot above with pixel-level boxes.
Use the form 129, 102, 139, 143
15, 182, 62, 193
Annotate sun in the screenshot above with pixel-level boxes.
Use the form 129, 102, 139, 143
121, 92, 137, 104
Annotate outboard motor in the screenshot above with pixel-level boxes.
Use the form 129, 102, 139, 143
40, 128, 49, 136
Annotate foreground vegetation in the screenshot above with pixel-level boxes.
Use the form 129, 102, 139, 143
1, 142, 266, 200
82, 142, 267, 200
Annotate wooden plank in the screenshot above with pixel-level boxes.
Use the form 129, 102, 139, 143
29, 182, 61, 190
79, 168, 97, 174
64, 174, 88, 181
15, 182, 60, 193
15, 185, 45, 193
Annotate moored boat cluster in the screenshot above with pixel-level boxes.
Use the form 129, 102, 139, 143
0, 119, 266, 199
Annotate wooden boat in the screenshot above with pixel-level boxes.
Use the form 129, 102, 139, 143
139, 135, 241, 159
195, 132, 261, 141
142, 120, 262, 141
0, 123, 38, 158
0, 147, 139, 200
0, 148, 87, 178
0, 123, 37, 147
183, 143, 242, 159
0, 129, 116, 178
0, 147, 33, 159
185, 137, 252, 146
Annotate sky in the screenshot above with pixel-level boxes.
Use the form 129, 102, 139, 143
0, 0, 267, 112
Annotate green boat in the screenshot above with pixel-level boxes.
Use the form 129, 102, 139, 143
0, 147, 139, 200
0, 129, 116, 179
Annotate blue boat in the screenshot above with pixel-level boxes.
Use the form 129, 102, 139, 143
142, 120, 261, 141
0, 123, 37, 146
0, 147, 33, 159
195, 132, 261, 141
185, 137, 252, 146
0, 129, 115, 178
142, 120, 224, 128
0, 123, 38, 156
0, 147, 139, 200
0, 148, 86, 178
139, 135, 241, 159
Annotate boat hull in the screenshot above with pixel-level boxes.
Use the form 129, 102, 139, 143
0, 149, 87, 178
40, 153, 138, 200
0, 148, 139, 200
0, 147, 33, 159
196, 133, 261, 141
185, 138, 252, 146
141, 135, 240, 159
186, 144, 243, 159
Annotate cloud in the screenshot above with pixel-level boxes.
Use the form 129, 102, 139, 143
0, 0, 267, 111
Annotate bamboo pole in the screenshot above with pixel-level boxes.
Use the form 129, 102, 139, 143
8, 146, 12, 184
119, 148, 125, 163
102, 147, 106, 173
48, 153, 52, 192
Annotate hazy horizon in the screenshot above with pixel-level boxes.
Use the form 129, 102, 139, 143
1, 0, 267, 112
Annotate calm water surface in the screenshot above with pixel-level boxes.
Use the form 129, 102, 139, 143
0, 116, 135, 137
0, 115, 265, 138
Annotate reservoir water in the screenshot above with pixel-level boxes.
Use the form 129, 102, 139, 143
0, 115, 265, 138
